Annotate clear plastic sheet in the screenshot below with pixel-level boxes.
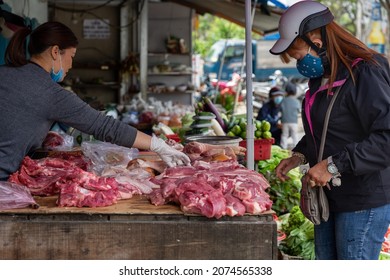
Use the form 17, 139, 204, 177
0, 182, 39, 210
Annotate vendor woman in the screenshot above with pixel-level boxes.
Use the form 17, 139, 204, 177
0, 21, 190, 181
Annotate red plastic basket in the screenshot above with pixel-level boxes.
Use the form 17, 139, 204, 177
239, 138, 275, 161
166, 134, 181, 143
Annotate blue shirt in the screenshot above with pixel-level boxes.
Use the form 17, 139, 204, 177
280, 96, 301, 123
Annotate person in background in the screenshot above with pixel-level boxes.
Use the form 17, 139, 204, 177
256, 86, 285, 146
280, 81, 301, 149
272, 1, 390, 260
0, 21, 190, 181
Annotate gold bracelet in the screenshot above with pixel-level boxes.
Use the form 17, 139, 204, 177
292, 152, 307, 165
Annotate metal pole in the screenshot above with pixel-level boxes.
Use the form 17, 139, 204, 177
245, 0, 254, 170
233, 0, 257, 114
140, 0, 148, 100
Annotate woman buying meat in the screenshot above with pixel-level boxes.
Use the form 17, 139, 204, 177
0, 21, 190, 181
273, 1, 390, 259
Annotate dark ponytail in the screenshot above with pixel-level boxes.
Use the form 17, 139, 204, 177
5, 21, 78, 67
5, 27, 32, 66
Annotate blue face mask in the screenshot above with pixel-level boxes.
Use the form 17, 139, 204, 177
274, 96, 283, 105
50, 55, 64, 82
296, 48, 324, 78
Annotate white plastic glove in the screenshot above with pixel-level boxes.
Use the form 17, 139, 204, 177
150, 135, 191, 168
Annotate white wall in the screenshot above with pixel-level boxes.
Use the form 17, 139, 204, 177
5, 0, 48, 24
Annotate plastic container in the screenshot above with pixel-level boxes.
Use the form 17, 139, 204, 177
166, 134, 181, 143
184, 135, 242, 146
190, 122, 213, 128
192, 113, 216, 121
239, 138, 274, 160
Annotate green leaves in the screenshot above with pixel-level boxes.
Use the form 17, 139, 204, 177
279, 209, 315, 260
258, 146, 302, 216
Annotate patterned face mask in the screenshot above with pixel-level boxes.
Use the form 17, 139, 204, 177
296, 47, 324, 78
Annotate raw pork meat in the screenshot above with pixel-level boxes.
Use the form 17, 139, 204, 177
9, 156, 142, 207
149, 160, 272, 218
41, 131, 65, 149
183, 141, 246, 162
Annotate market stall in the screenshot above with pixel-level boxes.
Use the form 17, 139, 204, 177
0, 135, 278, 260
0, 192, 277, 260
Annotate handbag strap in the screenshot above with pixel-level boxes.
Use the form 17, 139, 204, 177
317, 84, 345, 162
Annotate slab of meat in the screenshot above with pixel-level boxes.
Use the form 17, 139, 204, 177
183, 141, 246, 162
9, 156, 81, 196
126, 158, 167, 175
48, 151, 90, 171
57, 175, 120, 207
41, 131, 65, 149
149, 160, 272, 218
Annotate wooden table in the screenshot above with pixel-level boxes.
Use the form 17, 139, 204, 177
0, 195, 277, 260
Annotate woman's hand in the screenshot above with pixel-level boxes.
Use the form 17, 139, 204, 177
275, 156, 302, 181
150, 135, 191, 167
303, 159, 333, 187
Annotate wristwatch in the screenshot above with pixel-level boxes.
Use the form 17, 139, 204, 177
327, 156, 341, 187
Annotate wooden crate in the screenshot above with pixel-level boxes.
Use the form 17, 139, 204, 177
0, 196, 277, 260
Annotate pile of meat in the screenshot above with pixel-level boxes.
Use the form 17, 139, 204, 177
8, 155, 142, 207
41, 131, 74, 151
183, 141, 246, 162
7, 140, 273, 218
149, 160, 272, 218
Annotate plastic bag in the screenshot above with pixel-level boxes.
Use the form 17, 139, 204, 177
81, 141, 139, 175
42, 131, 74, 151
0, 182, 39, 210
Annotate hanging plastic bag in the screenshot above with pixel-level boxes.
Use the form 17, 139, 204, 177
0, 182, 39, 210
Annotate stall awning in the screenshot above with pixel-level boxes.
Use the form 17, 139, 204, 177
166, 0, 285, 35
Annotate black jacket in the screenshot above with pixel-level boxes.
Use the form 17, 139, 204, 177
293, 55, 390, 212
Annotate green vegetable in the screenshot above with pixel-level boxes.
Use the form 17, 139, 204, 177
231, 124, 242, 136
279, 206, 315, 260
197, 111, 214, 117
193, 119, 212, 124
261, 120, 271, 132
282, 206, 306, 236
262, 131, 272, 139
228, 115, 237, 130
227, 131, 236, 137
181, 113, 195, 127
258, 146, 302, 215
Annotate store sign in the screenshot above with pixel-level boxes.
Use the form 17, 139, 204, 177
83, 19, 110, 39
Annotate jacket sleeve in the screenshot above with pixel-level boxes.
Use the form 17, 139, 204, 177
333, 58, 390, 175
48, 86, 138, 148
256, 102, 279, 126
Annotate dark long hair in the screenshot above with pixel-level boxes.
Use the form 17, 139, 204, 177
281, 21, 380, 90
5, 21, 78, 67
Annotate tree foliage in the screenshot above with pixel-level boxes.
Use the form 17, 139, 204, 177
193, 13, 260, 57
193, 1, 390, 58
318, 0, 358, 34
